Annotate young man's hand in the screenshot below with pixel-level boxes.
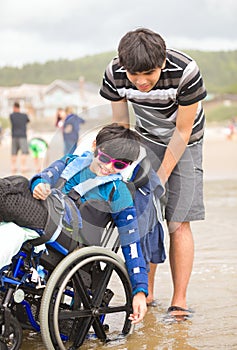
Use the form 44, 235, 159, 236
33, 183, 51, 200
129, 292, 147, 324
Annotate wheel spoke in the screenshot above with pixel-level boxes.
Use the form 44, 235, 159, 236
71, 316, 94, 348
91, 317, 107, 341
98, 304, 131, 315
90, 263, 114, 307
58, 309, 92, 320
40, 251, 133, 349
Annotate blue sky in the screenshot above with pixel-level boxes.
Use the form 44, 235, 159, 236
0, 0, 236, 67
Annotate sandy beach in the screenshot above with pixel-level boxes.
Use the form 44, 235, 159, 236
0, 125, 237, 180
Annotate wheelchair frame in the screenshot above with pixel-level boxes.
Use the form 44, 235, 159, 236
0, 222, 134, 350
0, 156, 153, 350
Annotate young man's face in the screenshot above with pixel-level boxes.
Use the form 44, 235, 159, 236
126, 66, 164, 92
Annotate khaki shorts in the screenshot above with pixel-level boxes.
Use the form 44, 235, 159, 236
142, 140, 205, 222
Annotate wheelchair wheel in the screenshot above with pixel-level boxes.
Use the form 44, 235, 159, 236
40, 247, 133, 350
0, 313, 22, 350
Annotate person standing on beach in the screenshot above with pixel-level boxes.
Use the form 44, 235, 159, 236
100, 28, 207, 319
61, 106, 85, 155
9, 101, 30, 174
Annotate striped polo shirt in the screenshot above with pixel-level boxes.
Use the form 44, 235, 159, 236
100, 49, 207, 146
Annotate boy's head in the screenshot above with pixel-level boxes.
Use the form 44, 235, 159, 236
13, 102, 20, 111
95, 123, 140, 164
118, 28, 166, 74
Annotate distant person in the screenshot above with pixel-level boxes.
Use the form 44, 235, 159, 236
9, 102, 30, 174
100, 28, 207, 320
29, 137, 48, 172
0, 123, 3, 145
62, 106, 85, 155
226, 117, 236, 140
55, 108, 64, 129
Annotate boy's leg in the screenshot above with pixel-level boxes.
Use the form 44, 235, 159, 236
146, 262, 158, 305
0, 176, 47, 229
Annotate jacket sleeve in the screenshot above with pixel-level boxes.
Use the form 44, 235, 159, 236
29, 155, 77, 191
111, 207, 148, 296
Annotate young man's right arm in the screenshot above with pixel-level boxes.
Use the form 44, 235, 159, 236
99, 59, 130, 127
111, 99, 130, 128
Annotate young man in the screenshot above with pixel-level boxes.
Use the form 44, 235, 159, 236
1, 123, 159, 324
9, 102, 30, 174
100, 28, 207, 319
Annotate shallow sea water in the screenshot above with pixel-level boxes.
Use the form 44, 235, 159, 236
19, 179, 237, 349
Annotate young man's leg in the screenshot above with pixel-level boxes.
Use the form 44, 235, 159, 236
11, 138, 18, 173
168, 221, 194, 311
19, 138, 29, 173
11, 155, 17, 174
21, 154, 28, 173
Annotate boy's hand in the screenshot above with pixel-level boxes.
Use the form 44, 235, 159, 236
129, 292, 147, 324
33, 183, 51, 200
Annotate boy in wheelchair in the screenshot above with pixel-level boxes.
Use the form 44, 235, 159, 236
0, 123, 165, 326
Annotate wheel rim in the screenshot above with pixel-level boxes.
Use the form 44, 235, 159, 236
49, 255, 133, 349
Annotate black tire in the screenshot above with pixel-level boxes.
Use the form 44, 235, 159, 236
40, 247, 133, 350
0, 313, 22, 350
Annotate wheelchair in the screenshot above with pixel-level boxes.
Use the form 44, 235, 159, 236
0, 157, 155, 350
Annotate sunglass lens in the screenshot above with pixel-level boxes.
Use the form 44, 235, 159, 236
114, 161, 127, 170
99, 154, 111, 163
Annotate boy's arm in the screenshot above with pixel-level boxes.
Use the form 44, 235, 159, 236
29, 155, 77, 191
111, 99, 130, 128
112, 208, 148, 324
111, 207, 148, 296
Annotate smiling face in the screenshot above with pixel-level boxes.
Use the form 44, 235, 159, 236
90, 142, 130, 176
90, 156, 120, 176
90, 153, 125, 176
89, 124, 140, 177
126, 66, 164, 92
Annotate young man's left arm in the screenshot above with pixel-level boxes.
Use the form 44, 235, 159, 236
157, 102, 198, 185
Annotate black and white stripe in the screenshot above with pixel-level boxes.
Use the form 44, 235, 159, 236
100, 49, 207, 145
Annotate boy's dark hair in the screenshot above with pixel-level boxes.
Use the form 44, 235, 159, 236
118, 28, 166, 73
95, 123, 140, 162
14, 101, 20, 109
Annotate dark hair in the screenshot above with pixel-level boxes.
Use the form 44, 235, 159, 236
118, 28, 166, 73
14, 102, 20, 109
95, 123, 140, 162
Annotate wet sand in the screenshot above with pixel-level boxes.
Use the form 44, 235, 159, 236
0, 126, 237, 349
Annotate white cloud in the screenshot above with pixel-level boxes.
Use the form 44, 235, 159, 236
0, 0, 236, 67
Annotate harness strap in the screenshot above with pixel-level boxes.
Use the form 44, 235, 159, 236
72, 174, 122, 197
30, 191, 64, 246
63, 195, 81, 251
